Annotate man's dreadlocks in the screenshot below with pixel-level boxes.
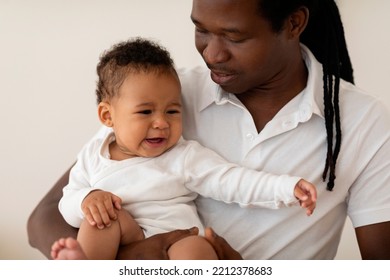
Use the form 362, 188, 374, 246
259, 0, 354, 190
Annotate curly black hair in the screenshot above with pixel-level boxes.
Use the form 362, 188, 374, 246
96, 37, 178, 104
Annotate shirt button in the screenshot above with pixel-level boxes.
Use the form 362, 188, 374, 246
283, 120, 293, 128
246, 133, 255, 140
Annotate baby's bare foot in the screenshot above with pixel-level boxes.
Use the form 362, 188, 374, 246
51, 237, 87, 260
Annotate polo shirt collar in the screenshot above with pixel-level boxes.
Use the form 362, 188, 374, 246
198, 82, 232, 112
300, 44, 325, 120
198, 44, 326, 121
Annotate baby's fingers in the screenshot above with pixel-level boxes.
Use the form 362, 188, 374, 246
94, 203, 112, 228
111, 194, 122, 211
83, 205, 108, 229
83, 208, 97, 227
294, 187, 309, 202
304, 201, 316, 216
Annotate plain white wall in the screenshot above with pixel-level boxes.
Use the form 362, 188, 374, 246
0, 0, 388, 259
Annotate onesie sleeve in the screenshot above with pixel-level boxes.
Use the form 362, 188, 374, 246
58, 136, 104, 228
183, 141, 301, 209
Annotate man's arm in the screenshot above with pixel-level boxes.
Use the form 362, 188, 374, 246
27, 166, 78, 259
355, 221, 390, 259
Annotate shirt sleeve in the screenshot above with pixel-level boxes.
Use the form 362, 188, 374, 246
347, 100, 390, 227
183, 141, 301, 209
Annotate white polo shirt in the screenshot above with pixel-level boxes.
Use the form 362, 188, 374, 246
179, 45, 390, 259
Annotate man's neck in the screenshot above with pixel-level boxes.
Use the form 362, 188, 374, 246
237, 59, 308, 133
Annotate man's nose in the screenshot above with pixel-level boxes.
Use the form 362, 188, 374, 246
202, 36, 230, 65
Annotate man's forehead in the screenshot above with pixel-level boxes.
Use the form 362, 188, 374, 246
191, 0, 261, 33
191, 0, 259, 21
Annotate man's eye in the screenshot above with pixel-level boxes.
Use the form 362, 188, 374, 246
230, 39, 245, 43
227, 36, 247, 44
195, 27, 208, 34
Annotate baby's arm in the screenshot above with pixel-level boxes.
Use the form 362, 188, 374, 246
59, 136, 121, 228
183, 141, 316, 213
81, 190, 122, 229
293, 179, 317, 216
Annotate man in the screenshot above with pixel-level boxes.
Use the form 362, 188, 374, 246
28, 0, 390, 259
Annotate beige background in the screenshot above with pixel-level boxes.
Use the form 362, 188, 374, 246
0, 0, 388, 259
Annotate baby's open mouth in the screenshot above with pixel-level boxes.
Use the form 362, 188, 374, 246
146, 138, 165, 144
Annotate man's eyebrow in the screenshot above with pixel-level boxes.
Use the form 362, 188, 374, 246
191, 16, 243, 34
190, 15, 198, 24
222, 27, 242, 34
191, 16, 203, 28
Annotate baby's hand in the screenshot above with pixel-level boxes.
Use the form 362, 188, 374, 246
294, 179, 317, 216
81, 190, 122, 229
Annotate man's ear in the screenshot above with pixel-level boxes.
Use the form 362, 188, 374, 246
287, 6, 309, 39
97, 102, 113, 127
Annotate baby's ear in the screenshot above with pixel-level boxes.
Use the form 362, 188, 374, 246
97, 102, 113, 127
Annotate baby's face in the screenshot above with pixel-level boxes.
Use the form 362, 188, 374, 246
109, 71, 182, 159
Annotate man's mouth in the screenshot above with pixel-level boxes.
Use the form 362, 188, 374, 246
209, 69, 238, 86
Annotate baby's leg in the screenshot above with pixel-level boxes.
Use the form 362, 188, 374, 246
168, 235, 218, 260
52, 209, 144, 260
77, 208, 144, 259
116, 208, 145, 245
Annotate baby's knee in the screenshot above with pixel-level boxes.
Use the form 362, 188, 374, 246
116, 209, 144, 244
168, 235, 218, 260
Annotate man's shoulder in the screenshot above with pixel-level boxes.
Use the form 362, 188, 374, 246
340, 80, 389, 118
177, 66, 218, 112
177, 66, 209, 79
177, 66, 212, 90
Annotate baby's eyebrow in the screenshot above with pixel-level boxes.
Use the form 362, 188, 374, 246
135, 102, 153, 107
170, 102, 182, 107
135, 102, 182, 108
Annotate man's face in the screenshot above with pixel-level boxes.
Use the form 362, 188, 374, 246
191, 0, 293, 94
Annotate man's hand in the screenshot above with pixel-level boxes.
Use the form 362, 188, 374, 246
117, 227, 199, 260
81, 190, 122, 229
204, 227, 243, 260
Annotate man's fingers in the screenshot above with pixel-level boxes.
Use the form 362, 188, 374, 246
116, 227, 199, 260
204, 227, 242, 260
162, 227, 199, 246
